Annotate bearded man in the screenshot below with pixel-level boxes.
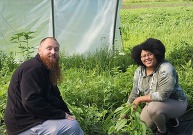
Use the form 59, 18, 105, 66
4, 37, 84, 135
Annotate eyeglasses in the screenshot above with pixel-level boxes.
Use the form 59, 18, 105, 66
141, 53, 153, 59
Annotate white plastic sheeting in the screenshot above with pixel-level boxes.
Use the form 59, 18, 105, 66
0, 0, 51, 52
0, 0, 122, 57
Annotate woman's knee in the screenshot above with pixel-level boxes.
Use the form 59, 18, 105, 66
147, 102, 163, 117
140, 106, 155, 128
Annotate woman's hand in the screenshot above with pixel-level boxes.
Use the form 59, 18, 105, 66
132, 95, 152, 106
133, 97, 141, 106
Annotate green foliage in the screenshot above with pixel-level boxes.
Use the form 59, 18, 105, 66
59, 65, 136, 135
0, 52, 18, 93
0, 95, 7, 135
0, 51, 17, 135
106, 104, 151, 135
0, 51, 17, 72
167, 41, 193, 66
10, 31, 35, 61
167, 41, 193, 108
60, 48, 133, 73
177, 60, 193, 109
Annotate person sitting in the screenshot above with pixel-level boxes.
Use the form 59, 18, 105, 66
4, 37, 84, 135
127, 38, 187, 135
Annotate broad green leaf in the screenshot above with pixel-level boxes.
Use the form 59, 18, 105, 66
114, 106, 124, 113
115, 119, 127, 131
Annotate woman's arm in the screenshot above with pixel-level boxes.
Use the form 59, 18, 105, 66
133, 95, 152, 105
127, 68, 141, 104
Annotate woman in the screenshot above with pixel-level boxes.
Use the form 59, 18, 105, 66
127, 38, 187, 135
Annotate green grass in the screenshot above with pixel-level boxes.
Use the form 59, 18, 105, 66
123, 0, 193, 3
120, 1, 193, 56
122, 1, 193, 6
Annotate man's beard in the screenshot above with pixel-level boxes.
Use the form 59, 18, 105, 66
40, 55, 62, 85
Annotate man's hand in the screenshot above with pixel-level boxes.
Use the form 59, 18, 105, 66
65, 113, 76, 120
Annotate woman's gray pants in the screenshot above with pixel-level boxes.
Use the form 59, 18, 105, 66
140, 99, 187, 133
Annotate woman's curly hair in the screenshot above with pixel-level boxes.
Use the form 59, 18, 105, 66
131, 38, 166, 66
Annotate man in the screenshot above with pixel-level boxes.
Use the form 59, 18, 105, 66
4, 37, 84, 135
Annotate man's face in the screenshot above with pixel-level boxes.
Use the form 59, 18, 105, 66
38, 38, 61, 84
38, 38, 60, 65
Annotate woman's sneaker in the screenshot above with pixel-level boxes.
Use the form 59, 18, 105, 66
153, 130, 168, 135
168, 118, 179, 127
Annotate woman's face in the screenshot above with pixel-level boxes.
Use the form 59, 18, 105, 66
140, 50, 157, 69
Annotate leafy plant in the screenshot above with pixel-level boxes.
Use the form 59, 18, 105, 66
106, 104, 151, 135
10, 31, 35, 61
59, 67, 133, 135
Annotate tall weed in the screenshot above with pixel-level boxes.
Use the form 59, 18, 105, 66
10, 31, 35, 61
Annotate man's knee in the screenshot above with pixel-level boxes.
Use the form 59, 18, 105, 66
32, 119, 84, 135
64, 120, 83, 135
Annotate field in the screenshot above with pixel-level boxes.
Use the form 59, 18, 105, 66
0, 0, 193, 134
